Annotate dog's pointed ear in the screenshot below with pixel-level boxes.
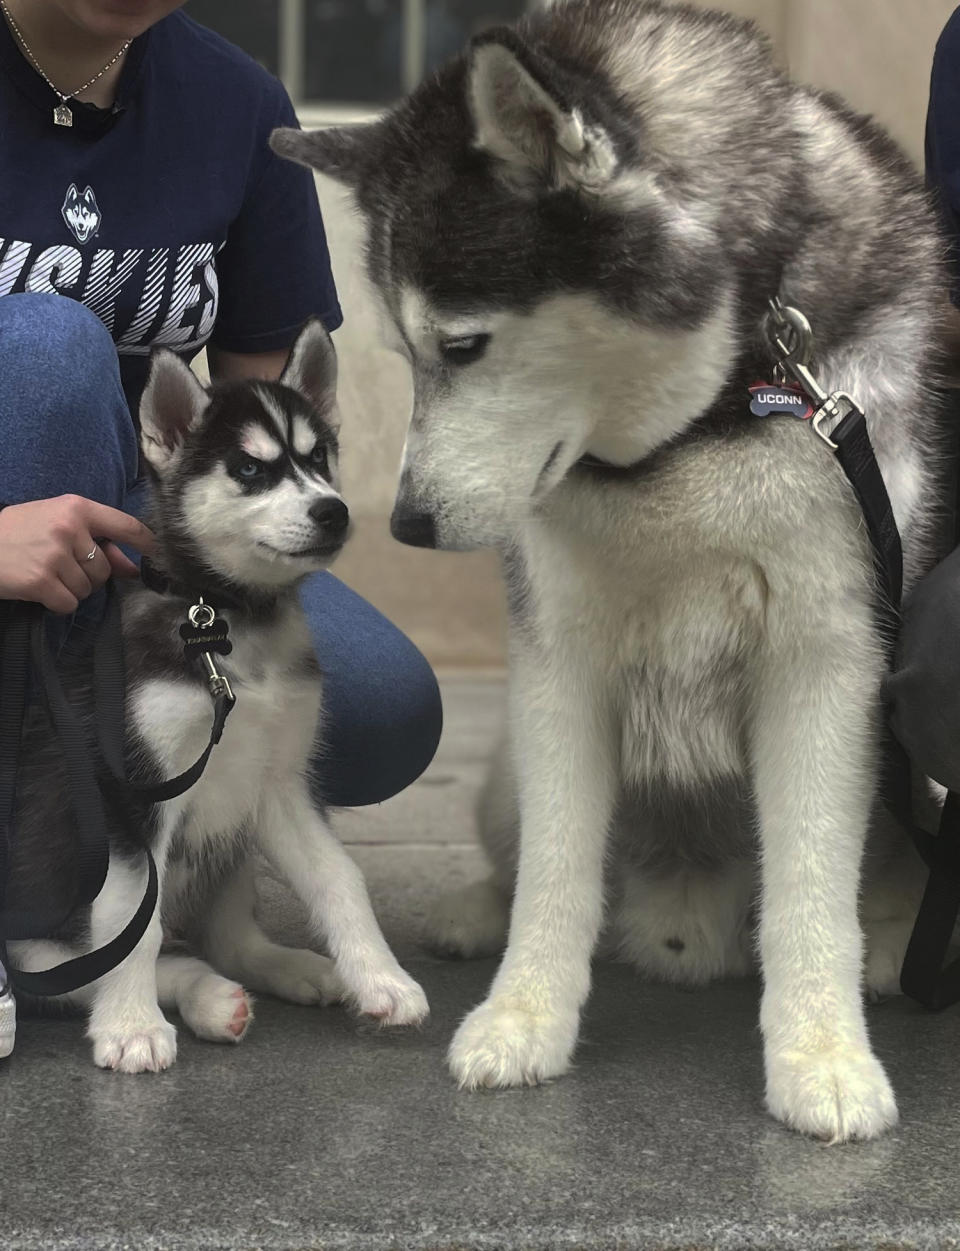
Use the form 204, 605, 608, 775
269, 124, 377, 190
139, 350, 208, 473
281, 319, 338, 416
467, 29, 618, 193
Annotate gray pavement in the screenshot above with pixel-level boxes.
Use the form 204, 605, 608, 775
2, 679, 960, 1251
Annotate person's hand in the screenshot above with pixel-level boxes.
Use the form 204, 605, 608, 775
0, 496, 156, 614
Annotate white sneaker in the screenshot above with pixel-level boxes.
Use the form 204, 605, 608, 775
0, 962, 14, 1059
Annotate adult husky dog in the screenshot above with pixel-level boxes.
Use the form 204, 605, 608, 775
6, 321, 428, 1070
274, 1, 946, 1139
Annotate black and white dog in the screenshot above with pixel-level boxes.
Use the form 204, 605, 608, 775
6, 320, 428, 1071
273, 0, 948, 1139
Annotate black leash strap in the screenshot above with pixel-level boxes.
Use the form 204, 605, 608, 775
0, 583, 235, 998
828, 407, 960, 1008
829, 403, 960, 1009
764, 299, 959, 1009
830, 409, 903, 609
0, 603, 35, 974
0, 606, 158, 996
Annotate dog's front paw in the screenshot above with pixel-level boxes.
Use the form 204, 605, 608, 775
248, 948, 346, 1007
353, 968, 429, 1027
863, 919, 914, 1001
91, 1018, 178, 1074
448, 998, 578, 1089
765, 1045, 898, 1142
426, 878, 510, 960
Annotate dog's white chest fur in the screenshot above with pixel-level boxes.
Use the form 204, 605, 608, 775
522, 423, 867, 792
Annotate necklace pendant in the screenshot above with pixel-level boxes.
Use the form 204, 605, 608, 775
53, 104, 73, 127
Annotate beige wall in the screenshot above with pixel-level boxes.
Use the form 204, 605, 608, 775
321, 0, 957, 669
690, 0, 954, 165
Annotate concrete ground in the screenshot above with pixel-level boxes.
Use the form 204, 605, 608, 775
3, 678, 960, 1251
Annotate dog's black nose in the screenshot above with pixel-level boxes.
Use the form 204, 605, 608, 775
390, 507, 437, 549
309, 497, 350, 533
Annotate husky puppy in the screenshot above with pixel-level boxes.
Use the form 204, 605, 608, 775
6, 320, 428, 1071
273, 1, 949, 1139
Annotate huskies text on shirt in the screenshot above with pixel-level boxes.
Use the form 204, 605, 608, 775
0, 10, 342, 414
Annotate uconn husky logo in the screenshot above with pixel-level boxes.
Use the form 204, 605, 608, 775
61, 184, 102, 245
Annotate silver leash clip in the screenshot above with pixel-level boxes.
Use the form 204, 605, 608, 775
763, 298, 863, 451
185, 598, 235, 704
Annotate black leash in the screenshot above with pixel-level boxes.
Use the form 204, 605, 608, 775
763, 300, 959, 1009
0, 580, 236, 997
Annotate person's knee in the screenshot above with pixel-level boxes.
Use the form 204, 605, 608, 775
0, 294, 137, 501
385, 644, 444, 782
317, 636, 444, 809
1, 294, 122, 418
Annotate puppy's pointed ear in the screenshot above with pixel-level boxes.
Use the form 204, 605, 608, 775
269, 123, 378, 190
139, 350, 208, 473
281, 319, 338, 417
467, 29, 618, 194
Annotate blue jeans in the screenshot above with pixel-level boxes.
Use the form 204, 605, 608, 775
0, 293, 442, 807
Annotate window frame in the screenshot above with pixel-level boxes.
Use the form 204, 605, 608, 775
278, 0, 549, 113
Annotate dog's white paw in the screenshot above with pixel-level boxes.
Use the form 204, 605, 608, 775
352, 968, 429, 1027
180, 973, 253, 1043
448, 997, 578, 1089
91, 1018, 178, 1074
426, 879, 510, 960
863, 919, 912, 1001
247, 948, 345, 1007
765, 1045, 898, 1142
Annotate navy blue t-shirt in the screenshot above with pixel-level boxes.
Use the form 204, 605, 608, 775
927, 6, 960, 307
0, 10, 342, 414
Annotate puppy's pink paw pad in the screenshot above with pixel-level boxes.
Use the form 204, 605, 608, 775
180, 974, 254, 1044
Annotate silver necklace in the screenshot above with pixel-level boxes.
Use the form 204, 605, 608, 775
0, 0, 130, 127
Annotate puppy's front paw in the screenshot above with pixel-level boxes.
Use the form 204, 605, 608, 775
353, 969, 429, 1027
91, 1018, 178, 1074
448, 998, 578, 1089
426, 878, 509, 960
765, 1044, 898, 1142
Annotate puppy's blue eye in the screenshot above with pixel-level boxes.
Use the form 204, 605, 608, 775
440, 333, 491, 365
310, 443, 329, 472
237, 460, 263, 479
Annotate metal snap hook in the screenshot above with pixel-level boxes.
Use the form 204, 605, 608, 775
763, 299, 814, 370
188, 600, 216, 629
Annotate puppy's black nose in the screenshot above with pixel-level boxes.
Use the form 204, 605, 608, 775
309, 497, 350, 534
390, 507, 436, 549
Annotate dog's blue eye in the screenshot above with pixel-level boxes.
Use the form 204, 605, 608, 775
237, 460, 263, 479
310, 443, 329, 471
440, 333, 490, 365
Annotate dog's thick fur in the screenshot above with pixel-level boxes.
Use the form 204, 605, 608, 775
7, 322, 427, 1070
273, 1, 949, 1139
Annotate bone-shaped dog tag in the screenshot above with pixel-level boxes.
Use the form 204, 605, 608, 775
179, 601, 233, 663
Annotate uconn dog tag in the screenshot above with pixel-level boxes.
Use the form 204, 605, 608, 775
748, 382, 814, 421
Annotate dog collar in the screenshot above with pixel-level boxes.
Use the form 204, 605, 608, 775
139, 555, 240, 613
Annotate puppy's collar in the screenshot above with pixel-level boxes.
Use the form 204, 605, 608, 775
139, 555, 243, 613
